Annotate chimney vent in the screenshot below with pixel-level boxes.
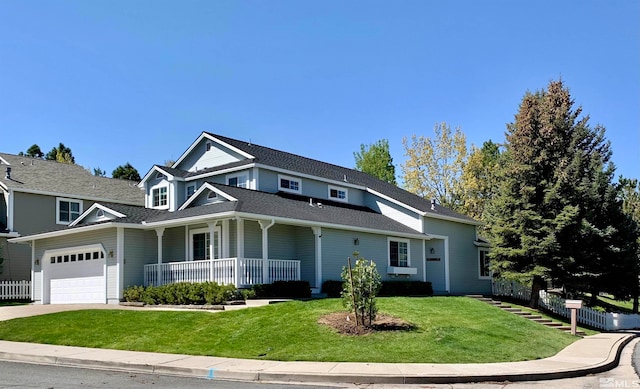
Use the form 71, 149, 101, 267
5, 166, 11, 180
430, 199, 436, 211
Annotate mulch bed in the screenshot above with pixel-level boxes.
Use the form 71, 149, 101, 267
318, 312, 416, 336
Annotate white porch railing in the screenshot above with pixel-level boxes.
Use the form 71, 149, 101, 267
0, 280, 31, 300
143, 258, 301, 287
492, 279, 640, 331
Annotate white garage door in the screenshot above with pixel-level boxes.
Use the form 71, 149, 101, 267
45, 246, 106, 304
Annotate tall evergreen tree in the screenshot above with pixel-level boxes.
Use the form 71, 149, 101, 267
112, 162, 141, 181
354, 139, 397, 185
485, 80, 636, 307
45, 143, 75, 164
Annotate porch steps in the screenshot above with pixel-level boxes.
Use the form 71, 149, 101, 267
467, 295, 586, 337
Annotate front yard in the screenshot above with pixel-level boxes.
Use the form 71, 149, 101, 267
0, 297, 580, 363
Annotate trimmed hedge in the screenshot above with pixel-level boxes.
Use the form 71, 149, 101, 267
249, 280, 311, 299
123, 282, 241, 305
321, 280, 433, 298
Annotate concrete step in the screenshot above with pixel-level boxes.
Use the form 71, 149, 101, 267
502, 308, 522, 312
543, 322, 564, 327
526, 315, 544, 320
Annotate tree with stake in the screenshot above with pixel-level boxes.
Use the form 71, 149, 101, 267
341, 253, 382, 327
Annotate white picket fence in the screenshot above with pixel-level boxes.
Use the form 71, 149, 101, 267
0, 280, 31, 300
492, 279, 640, 331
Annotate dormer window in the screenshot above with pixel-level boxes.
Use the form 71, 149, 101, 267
207, 191, 218, 200
328, 185, 348, 202
278, 175, 301, 193
155, 172, 165, 180
152, 186, 168, 208
96, 209, 105, 219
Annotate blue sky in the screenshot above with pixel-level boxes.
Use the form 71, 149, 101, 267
1, 1, 638, 182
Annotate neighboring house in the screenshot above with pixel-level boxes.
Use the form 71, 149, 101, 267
10, 133, 491, 304
0, 153, 144, 282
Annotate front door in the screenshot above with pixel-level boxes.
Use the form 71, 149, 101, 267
190, 227, 221, 261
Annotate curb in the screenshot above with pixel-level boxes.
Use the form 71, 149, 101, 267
0, 334, 635, 384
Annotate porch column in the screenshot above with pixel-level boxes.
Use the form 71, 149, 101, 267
312, 227, 322, 290
258, 220, 275, 283
156, 228, 165, 286
222, 219, 230, 258
207, 221, 218, 282
235, 219, 244, 287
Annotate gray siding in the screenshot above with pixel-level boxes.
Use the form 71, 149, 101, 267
0, 191, 7, 227
363, 192, 422, 232
0, 237, 31, 281
176, 138, 245, 172
244, 220, 262, 258
294, 227, 316, 286
163, 226, 186, 261
257, 169, 278, 193
424, 218, 491, 295
124, 229, 158, 287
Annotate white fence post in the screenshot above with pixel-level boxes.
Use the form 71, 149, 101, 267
0, 281, 31, 300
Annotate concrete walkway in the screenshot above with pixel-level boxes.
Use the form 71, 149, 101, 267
0, 304, 636, 384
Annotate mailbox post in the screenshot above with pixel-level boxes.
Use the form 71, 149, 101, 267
565, 299, 583, 335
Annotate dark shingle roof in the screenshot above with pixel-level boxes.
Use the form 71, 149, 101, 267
206, 133, 477, 223
0, 153, 144, 205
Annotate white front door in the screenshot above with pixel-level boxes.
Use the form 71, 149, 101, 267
190, 226, 221, 261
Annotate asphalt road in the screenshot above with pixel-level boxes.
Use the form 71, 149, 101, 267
0, 360, 340, 389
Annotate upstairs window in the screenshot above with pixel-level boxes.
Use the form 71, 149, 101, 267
186, 184, 196, 198
389, 238, 409, 267
328, 185, 348, 202
279, 175, 301, 193
152, 186, 168, 208
479, 249, 491, 279
227, 174, 248, 188
57, 198, 82, 225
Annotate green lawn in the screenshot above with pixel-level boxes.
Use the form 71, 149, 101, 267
0, 297, 578, 363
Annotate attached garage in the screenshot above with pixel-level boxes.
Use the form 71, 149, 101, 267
43, 244, 106, 304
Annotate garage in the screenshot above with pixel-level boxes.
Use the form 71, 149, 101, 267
43, 245, 106, 304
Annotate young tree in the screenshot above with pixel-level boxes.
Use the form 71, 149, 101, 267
486, 80, 637, 307
354, 139, 397, 185
401, 122, 467, 210
458, 140, 502, 223
112, 163, 141, 181
93, 167, 106, 177
341, 253, 382, 327
45, 143, 75, 164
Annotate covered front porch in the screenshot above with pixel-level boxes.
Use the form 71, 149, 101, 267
143, 257, 300, 287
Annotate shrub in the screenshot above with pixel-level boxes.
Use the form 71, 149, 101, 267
122, 282, 238, 305
249, 280, 311, 298
341, 253, 382, 327
321, 280, 343, 298
379, 281, 433, 297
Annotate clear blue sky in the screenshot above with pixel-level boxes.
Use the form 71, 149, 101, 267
1, 1, 638, 181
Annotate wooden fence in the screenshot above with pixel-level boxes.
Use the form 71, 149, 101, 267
0, 280, 31, 300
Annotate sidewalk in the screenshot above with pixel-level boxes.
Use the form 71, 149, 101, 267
0, 333, 634, 384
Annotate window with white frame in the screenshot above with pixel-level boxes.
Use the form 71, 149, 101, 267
388, 238, 409, 267
152, 186, 168, 208
278, 175, 301, 193
227, 173, 248, 188
328, 185, 348, 202
479, 249, 491, 279
56, 198, 82, 225
186, 184, 197, 198
155, 171, 165, 180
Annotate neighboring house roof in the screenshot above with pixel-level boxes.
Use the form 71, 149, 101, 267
0, 153, 144, 205
205, 133, 478, 224
12, 183, 429, 241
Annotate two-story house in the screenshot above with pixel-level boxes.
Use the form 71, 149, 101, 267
0, 153, 144, 282
10, 133, 491, 304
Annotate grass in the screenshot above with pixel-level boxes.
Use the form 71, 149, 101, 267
595, 294, 634, 313
0, 297, 579, 363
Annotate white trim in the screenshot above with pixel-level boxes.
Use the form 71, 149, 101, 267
478, 248, 491, 280
55, 197, 83, 225
252, 167, 259, 190
185, 163, 256, 182
171, 133, 255, 170
9, 222, 148, 243
69, 203, 127, 227
0, 232, 20, 238
42, 243, 107, 258
278, 174, 302, 194
367, 188, 426, 216
31, 240, 36, 301
138, 165, 180, 188
178, 183, 237, 211
4, 188, 14, 231
117, 227, 125, 300
0, 156, 10, 166
188, 226, 221, 261
328, 185, 348, 203
256, 164, 367, 191
312, 226, 322, 289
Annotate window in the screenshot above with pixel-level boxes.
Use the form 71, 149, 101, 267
96, 209, 105, 219
46, 246, 105, 266
190, 227, 221, 261
279, 175, 301, 193
152, 186, 168, 208
479, 249, 491, 279
328, 185, 348, 202
206, 142, 212, 151
227, 174, 248, 188
186, 184, 196, 198
57, 198, 82, 225
207, 191, 218, 200
155, 172, 165, 180
389, 239, 409, 267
